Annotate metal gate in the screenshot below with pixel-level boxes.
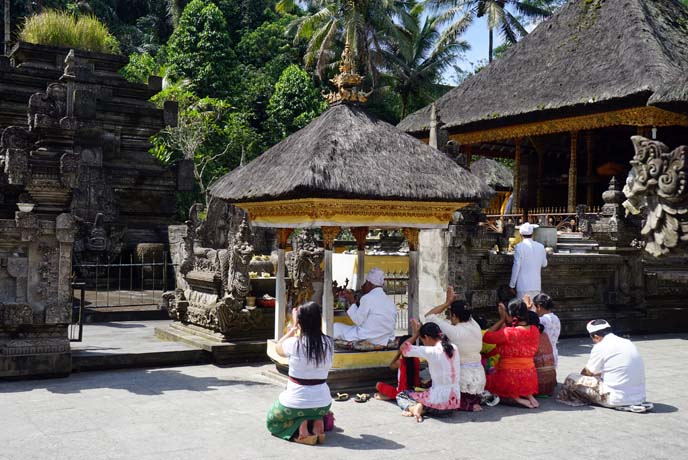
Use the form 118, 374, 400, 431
71, 253, 174, 309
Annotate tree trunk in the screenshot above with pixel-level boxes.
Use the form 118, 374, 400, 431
488, 27, 494, 63
4, 0, 10, 56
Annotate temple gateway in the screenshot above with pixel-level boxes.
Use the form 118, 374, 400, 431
398, 0, 688, 334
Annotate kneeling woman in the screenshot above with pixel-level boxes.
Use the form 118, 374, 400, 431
266, 302, 333, 445
396, 319, 462, 422
483, 298, 540, 408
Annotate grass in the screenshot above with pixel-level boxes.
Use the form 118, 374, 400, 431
18, 10, 120, 55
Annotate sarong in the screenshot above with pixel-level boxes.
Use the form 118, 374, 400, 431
556, 372, 609, 407
266, 400, 332, 440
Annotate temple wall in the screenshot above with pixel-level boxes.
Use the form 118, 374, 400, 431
419, 221, 688, 336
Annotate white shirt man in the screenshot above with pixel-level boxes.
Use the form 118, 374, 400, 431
509, 222, 548, 300
333, 268, 397, 345
556, 320, 651, 412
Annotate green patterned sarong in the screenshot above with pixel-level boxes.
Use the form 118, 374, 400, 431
266, 400, 331, 440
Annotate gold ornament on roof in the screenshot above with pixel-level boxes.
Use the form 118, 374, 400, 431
325, 41, 371, 105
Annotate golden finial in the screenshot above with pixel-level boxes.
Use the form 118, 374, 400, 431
325, 37, 370, 105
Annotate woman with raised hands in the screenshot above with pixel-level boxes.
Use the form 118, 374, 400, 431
266, 302, 333, 445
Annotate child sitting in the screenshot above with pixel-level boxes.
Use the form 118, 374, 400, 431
533, 293, 561, 367
374, 335, 420, 400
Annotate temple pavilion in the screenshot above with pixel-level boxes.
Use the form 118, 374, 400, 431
399, 0, 688, 215
208, 44, 490, 374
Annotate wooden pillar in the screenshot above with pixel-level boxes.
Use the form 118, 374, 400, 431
274, 228, 293, 340
586, 132, 594, 207
351, 227, 368, 289
535, 151, 544, 208
403, 228, 420, 335
321, 226, 340, 336
513, 138, 523, 213
568, 131, 579, 213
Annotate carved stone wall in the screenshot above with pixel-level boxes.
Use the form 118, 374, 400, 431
0, 42, 186, 259
0, 212, 75, 378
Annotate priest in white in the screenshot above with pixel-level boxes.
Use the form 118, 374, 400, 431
509, 222, 548, 301
334, 268, 397, 345
556, 320, 651, 412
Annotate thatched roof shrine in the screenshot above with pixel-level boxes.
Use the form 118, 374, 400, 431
470, 158, 513, 190
210, 102, 491, 228
398, 0, 688, 143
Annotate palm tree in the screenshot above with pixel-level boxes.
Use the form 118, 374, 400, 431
428, 0, 554, 63
276, 0, 411, 88
382, 8, 466, 118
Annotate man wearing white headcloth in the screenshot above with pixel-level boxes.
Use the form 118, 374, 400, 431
509, 222, 548, 301
557, 319, 652, 412
334, 268, 397, 345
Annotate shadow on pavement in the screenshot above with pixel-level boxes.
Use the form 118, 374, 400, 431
0, 368, 270, 396
645, 403, 678, 414
85, 322, 148, 329
325, 431, 405, 450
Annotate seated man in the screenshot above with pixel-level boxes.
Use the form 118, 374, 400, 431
557, 319, 652, 412
333, 268, 397, 346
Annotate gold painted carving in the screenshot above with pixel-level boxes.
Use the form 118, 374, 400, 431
351, 227, 369, 251
240, 198, 468, 227
321, 226, 341, 250
276, 228, 294, 249
450, 107, 688, 145
402, 228, 420, 251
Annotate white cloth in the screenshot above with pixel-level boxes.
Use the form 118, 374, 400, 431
509, 238, 548, 296
424, 315, 486, 394
333, 287, 397, 345
365, 268, 385, 286
402, 341, 462, 407
518, 222, 539, 236
585, 333, 646, 406
540, 312, 561, 367
278, 336, 333, 409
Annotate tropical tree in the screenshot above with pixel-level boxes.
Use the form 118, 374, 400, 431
266, 64, 326, 141
428, 0, 555, 62
166, 0, 235, 98
382, 8, 465, 118
276, 0, 411, 88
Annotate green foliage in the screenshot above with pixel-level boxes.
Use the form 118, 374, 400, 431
166, 0, 235, 98
266, 64, 326, 141
18, 9, 120, 54
120, 52, 158, 83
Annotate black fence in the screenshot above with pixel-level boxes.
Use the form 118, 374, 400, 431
71, 253, 175, 309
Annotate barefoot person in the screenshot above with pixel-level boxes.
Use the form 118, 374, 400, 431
557, 320, 652, 412
334, 268, 397, 345
483, 298, 540, 409
424, 287, 486, 411
396, 320, 462, 422
266, 302, 333, 445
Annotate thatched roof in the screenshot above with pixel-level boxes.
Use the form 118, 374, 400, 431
210, 103, 491, 203
470, 158, 513, 190
398, 0, 688, 135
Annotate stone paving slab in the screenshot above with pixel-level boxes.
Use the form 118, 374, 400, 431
1, 333, 686, 460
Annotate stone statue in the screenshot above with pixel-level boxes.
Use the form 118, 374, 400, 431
215, 217, 254, 332
623, 136, 688, 257
287, 229, 324, 308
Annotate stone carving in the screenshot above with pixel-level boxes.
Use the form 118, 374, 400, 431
623, 136, 688, 257
0, 126, 34, 185
28, 83, 68, 131
287, 229, 324, 308
165, 215, 264, 337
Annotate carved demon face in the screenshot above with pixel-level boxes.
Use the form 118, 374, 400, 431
623, 136, 688, 257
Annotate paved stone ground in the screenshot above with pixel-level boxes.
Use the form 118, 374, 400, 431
1, 333, 686, 460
